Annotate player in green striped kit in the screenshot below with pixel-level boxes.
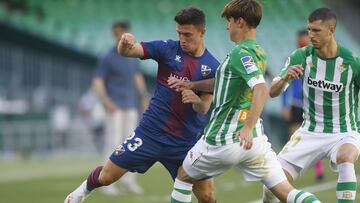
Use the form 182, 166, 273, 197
263, 8, 360, 203
169, 1, 321, 203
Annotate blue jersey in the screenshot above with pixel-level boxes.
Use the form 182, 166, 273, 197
139, 39, 219, 146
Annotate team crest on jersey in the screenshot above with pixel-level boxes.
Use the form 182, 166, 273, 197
175, 55, 181, 62
114, 145, 125, 156
338, 64, 347, 73
201, 65, 211, 77
241, 56, 258, 73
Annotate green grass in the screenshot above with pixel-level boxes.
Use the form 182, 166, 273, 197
0, 157, 358, 203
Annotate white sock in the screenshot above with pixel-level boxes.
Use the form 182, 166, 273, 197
337, 163, 357, 202
287, 189, 320, 203
171, 178, 193, 203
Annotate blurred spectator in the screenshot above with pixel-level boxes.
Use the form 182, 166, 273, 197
281, 29, 324, 182
92, 21, 149, 195
78, 88, 105, 154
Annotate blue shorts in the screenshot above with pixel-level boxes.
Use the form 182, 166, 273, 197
109, 127, 195, 180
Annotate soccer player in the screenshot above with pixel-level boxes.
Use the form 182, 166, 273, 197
168, 1, 321, 203
64, 7, 220, 203
263, 8, 360, 203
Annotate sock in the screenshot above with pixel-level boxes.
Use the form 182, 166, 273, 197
287, 189, 321, 203
86, 166, 104, 191
337, 163, 357, 203
263, 185, 280, 203
171, 178, 193, 203
315, 161, 324, 177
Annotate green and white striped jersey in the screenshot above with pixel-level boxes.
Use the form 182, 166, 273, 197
279, 45, 360, 133
204, 40, 266, 146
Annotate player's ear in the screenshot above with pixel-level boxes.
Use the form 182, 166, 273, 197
201, 28, 206, 37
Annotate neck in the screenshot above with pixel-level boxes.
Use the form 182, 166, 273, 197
234, 28, 256, 44
316, 37, 338, 58
191, 42, 205, 57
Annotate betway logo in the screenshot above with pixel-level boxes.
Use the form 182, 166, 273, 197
307, 77, 343, 93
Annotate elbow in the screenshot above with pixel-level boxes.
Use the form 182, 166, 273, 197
269, 87, 279, 98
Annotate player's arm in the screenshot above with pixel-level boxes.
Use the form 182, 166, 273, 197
92, 77, 117, 113
168, 77, 215, 93
117, 33, 144, 58
270, 48, 306, 97
269, 65, 303, 98
181, 90, 212, 114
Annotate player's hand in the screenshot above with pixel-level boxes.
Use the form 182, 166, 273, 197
102, 99, 117, 113
283, 65, 303, 81
237, 125, 253, 150
167, 76, 193, 92
181, 90, 201, 104
120, 33, 136, 49
282, 107, 291, 121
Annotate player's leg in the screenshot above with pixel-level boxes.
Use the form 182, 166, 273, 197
334, 143, 359, 203
65, 128, 158, 203
259, 148, 320, 203
193, 179, 216, 203
64, 160, 128, 203
170, 139, 226, 203
118, 109, 143, 194
101, 110, 122, 194
269, 181, 320, 203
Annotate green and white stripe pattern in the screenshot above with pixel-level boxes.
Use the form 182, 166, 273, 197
204, 40, 266, 146
279, 46, 360, 134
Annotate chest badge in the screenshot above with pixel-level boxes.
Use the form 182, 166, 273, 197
175, 55, 182, 62
201, 65, 211, 77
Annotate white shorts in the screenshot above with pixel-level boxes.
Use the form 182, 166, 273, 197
278, 128, 360, 176
183, 136, 286, 189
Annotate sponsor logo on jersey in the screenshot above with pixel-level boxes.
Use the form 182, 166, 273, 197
169, 73, 189, 82
241, 56, 258, 74
307, 77, 343, 93
201, 65, 211, 77
175, 55, 181, 62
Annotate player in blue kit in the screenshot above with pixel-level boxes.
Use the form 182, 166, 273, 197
65, 7, 220, 203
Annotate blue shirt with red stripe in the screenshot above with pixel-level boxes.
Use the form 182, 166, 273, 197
139, 39, 219, 146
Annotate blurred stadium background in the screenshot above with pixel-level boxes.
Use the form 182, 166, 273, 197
0, 0, 359, 202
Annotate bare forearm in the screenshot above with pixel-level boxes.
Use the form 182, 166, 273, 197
92, 78, 110, 102
191, 78, 215, 93
192, 93, 212, 114
245, 84, 268, 129
269, 77, 288, 98
134, 73, 148, 98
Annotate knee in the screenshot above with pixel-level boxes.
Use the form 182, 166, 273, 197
336, 144, 359, 164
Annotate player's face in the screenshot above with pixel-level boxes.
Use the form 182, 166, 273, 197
226, 17, 239, 43
176, 24, 204, 55
307, 20, 334, 49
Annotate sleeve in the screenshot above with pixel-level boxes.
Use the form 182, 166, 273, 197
354, 56, 360, 87
140, 40, 171, 62
273, 48, 304, 88
93, 55, 109, 78
230, 50, 265, 89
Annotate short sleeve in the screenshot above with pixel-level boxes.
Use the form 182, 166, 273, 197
230, 50, 265, 89
274, 48, 305, 86
140, 40, 171, 62
93, 55, 109, 78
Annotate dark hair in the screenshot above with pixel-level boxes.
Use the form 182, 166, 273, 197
308, 8, 337, 26
298, 29, 308, 37
221, 0, 262, 28
112, 21, 130, 30
174, 7, 205, 28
